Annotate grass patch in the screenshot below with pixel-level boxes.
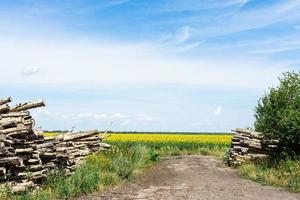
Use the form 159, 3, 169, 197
239, 159, 300, 192
108, 141, 229, 159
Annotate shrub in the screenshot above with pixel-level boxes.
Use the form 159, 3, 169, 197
255, 71, 300, 158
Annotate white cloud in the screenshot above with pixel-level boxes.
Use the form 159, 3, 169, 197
21, 66, 40, 75
214, 106, 223, 116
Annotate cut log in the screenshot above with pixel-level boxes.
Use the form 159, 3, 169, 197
0, 157, 23, 166
0, 118, 17, 128
15, 148, 34, 154
233, 128, 264, 139
0, 111, 30, 118
0, 126, 30, 135
10, 100, 45, 112
62, 130, 99, 141
0, 104, 10, 114
0, 97, 12, 106
11, 181, 34, 193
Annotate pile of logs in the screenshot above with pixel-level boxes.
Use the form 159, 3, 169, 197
227, 128, 279, 166
40, 130, 110, 176
0, 97, 110, 192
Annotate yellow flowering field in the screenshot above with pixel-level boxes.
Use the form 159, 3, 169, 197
106, 133, 232, 144
43, 132, 60, 137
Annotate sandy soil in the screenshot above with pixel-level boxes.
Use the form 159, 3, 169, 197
76, 155, 300, 200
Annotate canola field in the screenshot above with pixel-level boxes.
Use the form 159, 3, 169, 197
106, 133, 232, 143
106, 133, 233, 151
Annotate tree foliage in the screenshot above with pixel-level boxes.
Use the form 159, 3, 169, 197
255, 72, 300, 157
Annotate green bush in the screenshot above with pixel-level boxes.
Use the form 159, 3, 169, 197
255, 71, 300, 158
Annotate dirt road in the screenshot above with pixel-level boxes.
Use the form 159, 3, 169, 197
78, 155, 300, 200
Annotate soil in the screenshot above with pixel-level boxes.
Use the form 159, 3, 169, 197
76, 155, 300, 200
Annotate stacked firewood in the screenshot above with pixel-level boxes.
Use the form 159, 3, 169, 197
0, 97, 110, 192
227, 128, 279, 166
0, 97, 46, 192
40, 130, 110, 175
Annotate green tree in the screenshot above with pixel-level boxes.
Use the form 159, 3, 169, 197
255, 71, 300, 158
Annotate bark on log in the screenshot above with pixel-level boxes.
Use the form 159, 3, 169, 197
11, 181, 34, 193
62, 130, 99, 141
15, 148, 34, 154
0, 126, 30, 135
0, 97, 12, 106
0, 112, 30, 118
0, 119, 17, 128
0, 104, 10, 114
10, 100, 45, 112
233, 128, 263, 139
0, 157, 23, 166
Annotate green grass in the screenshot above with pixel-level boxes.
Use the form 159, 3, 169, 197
108, 141, 229, 159
240, 159, 300, 192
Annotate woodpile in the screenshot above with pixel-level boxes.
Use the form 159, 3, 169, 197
227, 128, 279, 166
0, 97, 110, 192
40, 130, 110, 176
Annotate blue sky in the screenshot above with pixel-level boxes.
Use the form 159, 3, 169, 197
0, 0, 299, 132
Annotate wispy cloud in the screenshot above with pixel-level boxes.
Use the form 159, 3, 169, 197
174, 26, 191, 44
158, 0, 300, 39
21, 66, 40, 76
214, 106, 223, 116
155, 0, 249, 12
174, 40, 204, 52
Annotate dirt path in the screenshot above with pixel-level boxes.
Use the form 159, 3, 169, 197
77, 155, 300, 200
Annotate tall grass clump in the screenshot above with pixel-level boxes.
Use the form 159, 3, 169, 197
108, 141, 229, 157
110, 144, 153, 180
